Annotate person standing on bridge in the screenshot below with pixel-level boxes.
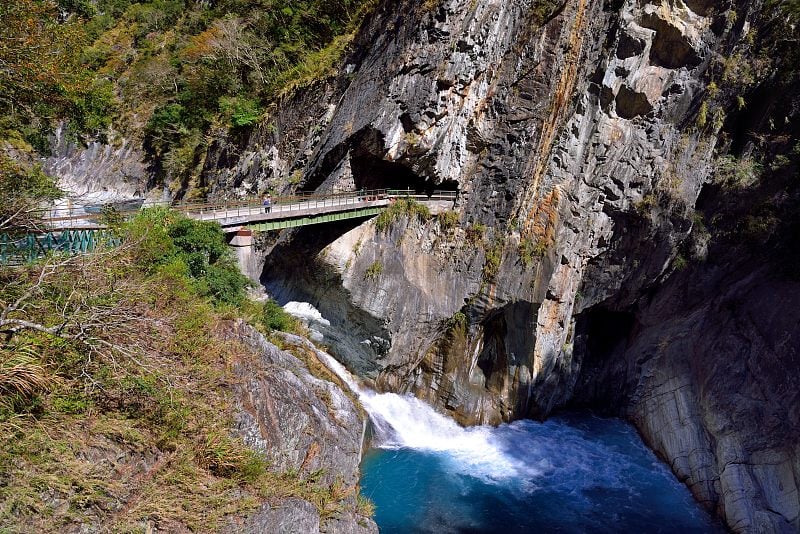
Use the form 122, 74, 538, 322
263, 194, 272, 213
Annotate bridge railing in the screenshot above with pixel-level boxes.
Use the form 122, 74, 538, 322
35, 189, 458, 228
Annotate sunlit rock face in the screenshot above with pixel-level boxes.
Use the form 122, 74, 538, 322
223, 322, 377, 534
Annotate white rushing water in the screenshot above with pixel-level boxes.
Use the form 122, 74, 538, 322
312, 336, 545, 484
283, 301, 331, 327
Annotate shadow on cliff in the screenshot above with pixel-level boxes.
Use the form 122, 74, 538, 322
260, 218, 392, 378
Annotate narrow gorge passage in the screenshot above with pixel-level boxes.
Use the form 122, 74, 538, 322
284, 301, 724, 533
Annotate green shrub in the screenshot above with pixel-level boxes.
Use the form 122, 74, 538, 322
262, 299, 296, 332
375, 199, 431, 233
715, 155, 763, 188
465, 222, 486, 244
446, 311, 467, 331
200, 262, 250, 306
356, 493, 375, 518
364, 261, 383, 280
482, 242, 503, 282
50, 392, 92, 414
125, 208, 178, 268
219, 96, 263, 128
144, 103, 189, 155
168, 218, 228, 264
519, 237, 548, 266
124, 209, 249, 307
437, 210, 459, 231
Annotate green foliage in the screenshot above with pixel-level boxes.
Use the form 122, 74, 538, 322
168, 218, 229, 264
0, 154, 63, 233
261, 299, 297, 332
634, 193, 658, 215
145, 103, 190, 156
774, 0, 800, 18
437, 210, 460, 231
715, 155, 763, 189
356, 493, 375, 518
0, 0, 105, 140
530, 0, 561, 26
125, 209, 249, 306
50, 392, 92, 414
672, 254, 689, 271
199, 262, 250, 306
374, 199, 431, 233
697, 101, 708, 128
519, 237, 548, 266
219, 96, 263, 128
446, 311, 467, 332
364, 260, 383, 280
465, 222, 486, 244
482, 242, 503, 282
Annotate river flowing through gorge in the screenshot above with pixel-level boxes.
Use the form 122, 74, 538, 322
287, 302, 724, 533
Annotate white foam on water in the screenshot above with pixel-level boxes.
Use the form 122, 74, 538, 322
283, 301, 331, 327
312, 335, 543, 485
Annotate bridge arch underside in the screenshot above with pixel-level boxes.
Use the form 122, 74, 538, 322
243, 206, 383, 232
303, 126, 459, 195
259, 218, 389, 378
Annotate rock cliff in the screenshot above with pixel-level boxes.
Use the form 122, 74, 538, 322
225, 322, 377, 534
246, 0, 800, 530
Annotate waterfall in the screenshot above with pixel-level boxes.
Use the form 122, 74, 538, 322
314, 347, 544, 483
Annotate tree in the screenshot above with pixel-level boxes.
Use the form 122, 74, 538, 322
0, 154, 62, 234
0, 0, 113, 141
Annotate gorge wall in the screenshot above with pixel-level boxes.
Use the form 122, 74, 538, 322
46, 0, 800, 531
251, 1, 800, 531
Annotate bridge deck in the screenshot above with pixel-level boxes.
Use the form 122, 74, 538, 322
41, 190, 456, 232
188, 196, 392, 229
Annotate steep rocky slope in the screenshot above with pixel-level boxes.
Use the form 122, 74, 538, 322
44, 0, 799, 531
226, 323, 376, 534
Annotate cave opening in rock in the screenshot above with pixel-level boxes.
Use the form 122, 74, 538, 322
350, 152, 459, 195
569, 307, 637, 411
303, 125, 461, 195
476, 310, 509, 391
582, 308, 635, 357
351, 152, 427, 192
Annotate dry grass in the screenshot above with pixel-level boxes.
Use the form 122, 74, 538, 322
0, 243, 359, 531
0, 350, 52, 409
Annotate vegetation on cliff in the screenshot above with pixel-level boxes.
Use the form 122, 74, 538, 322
0, 0, 377, 194
0, 193, 359, 529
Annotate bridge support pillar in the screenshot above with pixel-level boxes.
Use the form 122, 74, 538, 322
228, 229, 263, 282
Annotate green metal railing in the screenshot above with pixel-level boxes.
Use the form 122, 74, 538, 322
0, 230, 120, 264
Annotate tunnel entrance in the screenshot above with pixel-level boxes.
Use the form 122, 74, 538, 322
351, 152, 427, 192
350, 152, 459, 195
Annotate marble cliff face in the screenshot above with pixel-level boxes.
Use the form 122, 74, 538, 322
50, 0, 799, 531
